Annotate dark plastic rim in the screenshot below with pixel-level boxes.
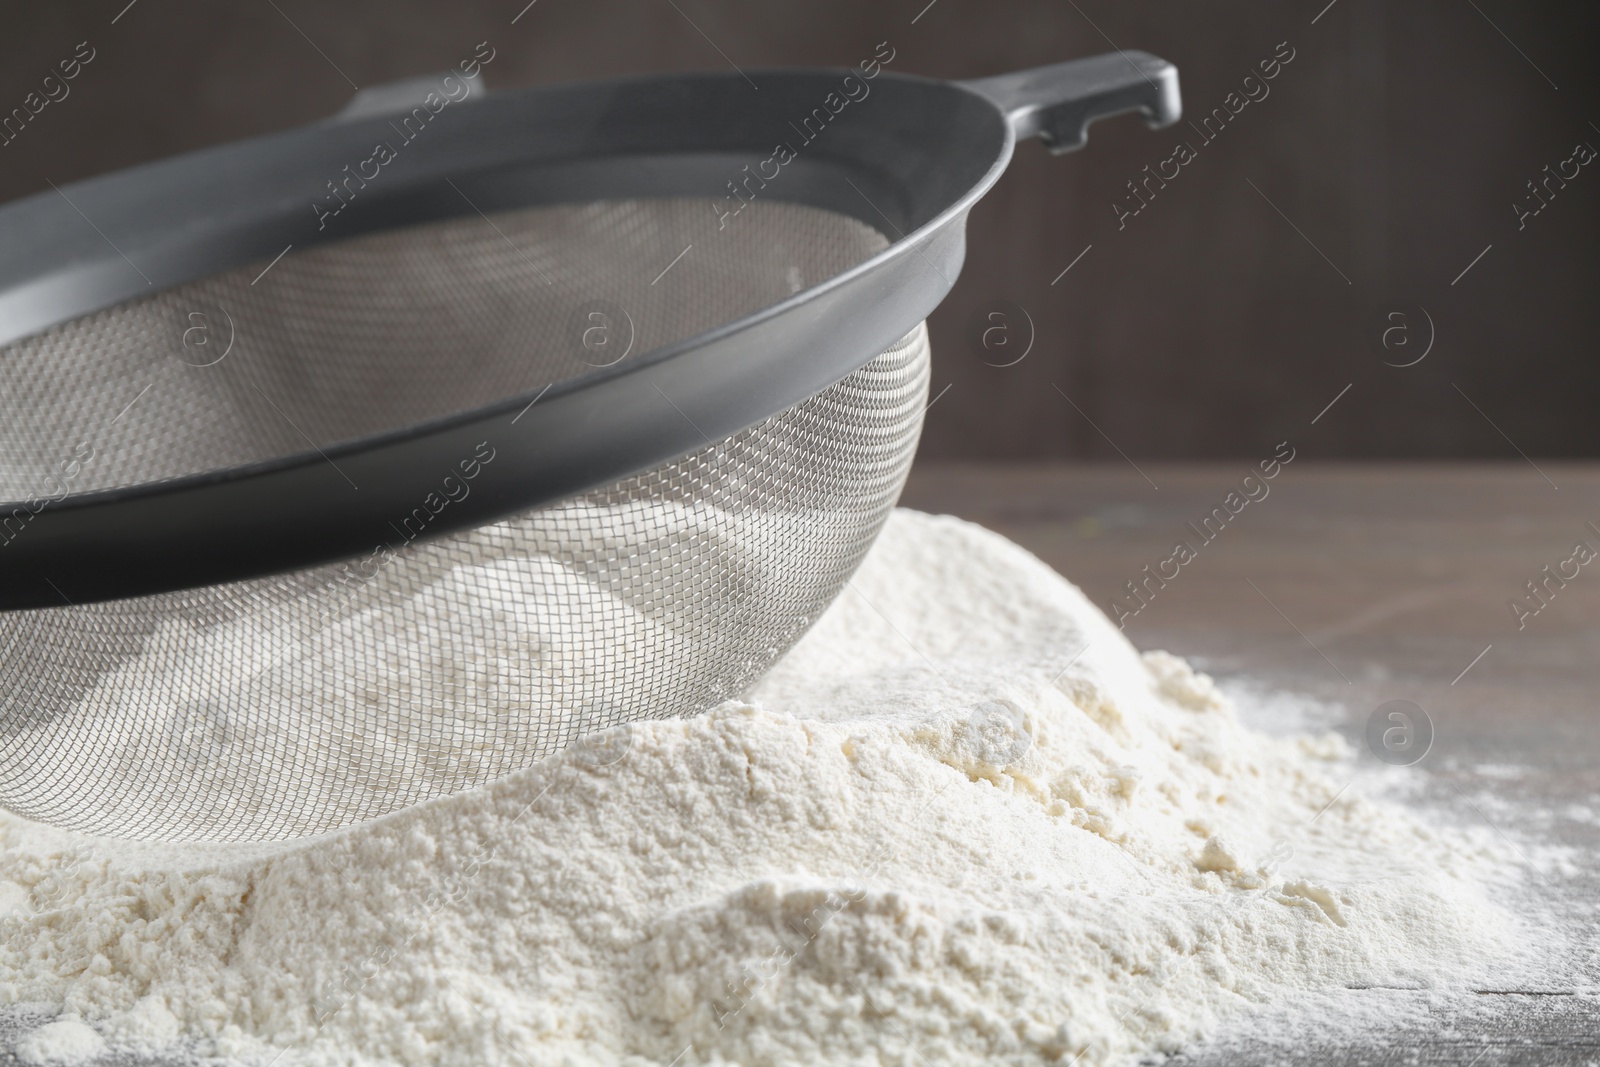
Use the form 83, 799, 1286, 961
0, 52, 1178, 609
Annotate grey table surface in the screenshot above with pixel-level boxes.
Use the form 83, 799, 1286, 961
900, 461, 1600, 1065
4, 462, 1596, 1065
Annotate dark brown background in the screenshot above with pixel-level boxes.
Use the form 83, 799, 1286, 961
3, 0, 1595, 460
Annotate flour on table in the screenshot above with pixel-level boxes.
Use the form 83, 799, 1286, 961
13, 1016, 106, 1066
0, 510, 1545, 1065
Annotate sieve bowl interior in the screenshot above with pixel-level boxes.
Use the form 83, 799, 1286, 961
0, 198, 897, 501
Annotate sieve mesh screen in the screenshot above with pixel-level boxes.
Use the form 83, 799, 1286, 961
0, 199, 928, 842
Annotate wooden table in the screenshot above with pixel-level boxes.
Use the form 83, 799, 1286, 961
900, 462, 1600, 1064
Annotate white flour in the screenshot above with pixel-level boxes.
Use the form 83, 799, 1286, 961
13, 1016, 106, 1066
0, 510, 1539, 1065
50, 497, 727, 840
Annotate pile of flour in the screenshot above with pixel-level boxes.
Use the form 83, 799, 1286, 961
0, 510, 1538, 1065
45, 497, 730, 840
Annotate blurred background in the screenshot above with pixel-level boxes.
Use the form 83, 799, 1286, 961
3, 0, 1595, 461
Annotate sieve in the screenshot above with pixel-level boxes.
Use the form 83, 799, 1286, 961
0, 51, 1179, 841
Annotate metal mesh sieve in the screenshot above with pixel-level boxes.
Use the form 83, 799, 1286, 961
0, 199, 928, 841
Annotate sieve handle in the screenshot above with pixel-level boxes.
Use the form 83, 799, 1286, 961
961, 51, 1180, 155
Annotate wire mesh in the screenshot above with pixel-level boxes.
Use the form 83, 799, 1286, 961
0, 199, 928, 841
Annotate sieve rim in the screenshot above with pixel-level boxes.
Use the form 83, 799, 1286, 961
0, 54, 1179, 610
